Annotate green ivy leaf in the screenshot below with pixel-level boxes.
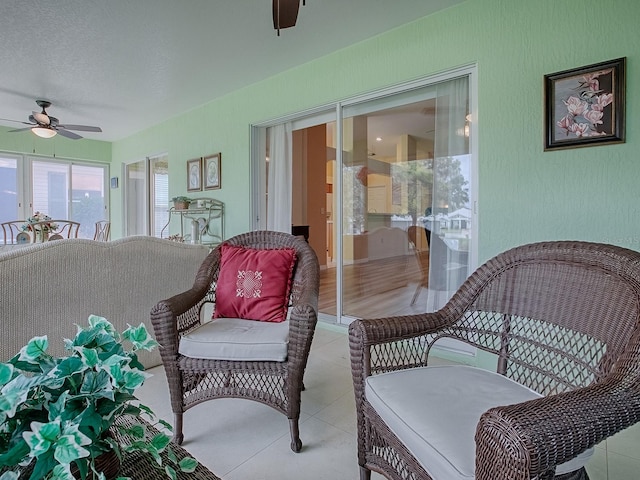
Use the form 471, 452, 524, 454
165, 464, 177, 480
178, 457, 198, 473
47, 391, 69, 421
0, 471, 19, 480
87, 315, 117, 336
49, 462, 76, 480
53, 434, 90, 464
166, 447, 178, 465
122, 324, 159, 352
18, 336, 49, 363
76, 347, 100, 368
80, 370, 112, 396
150, 433, 171, 453
121, 369, 150, 390
157, 418, 173, 432
0, 362, 14, 385
54, 357, 85, 378
23, 420, 61, 457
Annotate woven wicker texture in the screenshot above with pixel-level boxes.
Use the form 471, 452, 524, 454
1, 415, 222, 479
150, 230, 320, 452
0, 237, 209, 368
349, 241, 640, 480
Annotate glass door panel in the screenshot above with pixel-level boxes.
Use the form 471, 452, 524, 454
340, 76, 472, 320
124, 160, 147, 236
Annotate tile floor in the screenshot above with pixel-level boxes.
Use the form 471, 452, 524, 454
137, 322, 640, 480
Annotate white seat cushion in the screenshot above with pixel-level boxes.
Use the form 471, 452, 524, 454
365, 365, 593, 479
179, 318, 289, 361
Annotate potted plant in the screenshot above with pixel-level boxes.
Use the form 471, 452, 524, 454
170, 197, 191, 210
0, 315, 197, 480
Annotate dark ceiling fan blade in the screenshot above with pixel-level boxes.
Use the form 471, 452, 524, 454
7, 127, 33, 133
58, 124, 103, 132
56, 128, 83, 140
0, 117, 34, 125
273, 0, 300, 32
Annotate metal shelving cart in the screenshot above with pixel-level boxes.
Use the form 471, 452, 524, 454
161, 198, 224, 247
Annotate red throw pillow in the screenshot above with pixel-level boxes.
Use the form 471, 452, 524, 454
213, 243, 297, 322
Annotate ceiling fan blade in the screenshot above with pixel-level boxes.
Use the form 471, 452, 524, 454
58, 124, 103, 132
7, 127, 33, 133
56, 128, 83, 140
0, 118, 34, 125
273, 0, 299, 31
32, 111, 50, 125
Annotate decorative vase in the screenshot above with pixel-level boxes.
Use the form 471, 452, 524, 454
32, 228, 49, 242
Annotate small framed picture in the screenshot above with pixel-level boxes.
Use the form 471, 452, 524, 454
187, 158, 202, 192
544, 57, 625, 151
203, 153, 221, 190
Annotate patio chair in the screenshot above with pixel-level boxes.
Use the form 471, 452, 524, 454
350, 240, 640, 480
93, 220, 111, 241
1, 221, 25, 244
151, 230, 320, 452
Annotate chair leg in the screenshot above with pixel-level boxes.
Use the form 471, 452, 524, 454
411, 284, 422, 305
289, 418, 302, 452
172, 413, 184, 445
359, 466, 372, 480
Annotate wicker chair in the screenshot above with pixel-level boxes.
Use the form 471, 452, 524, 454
350, 241, 640, 480
150, 231, 320, 452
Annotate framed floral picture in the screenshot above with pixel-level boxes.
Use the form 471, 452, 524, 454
187, 158, 202, 192
203, 153, 221, 190
544, 57, 625, 151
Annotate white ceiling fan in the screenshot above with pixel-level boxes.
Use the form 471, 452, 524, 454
4, 100, 102, 140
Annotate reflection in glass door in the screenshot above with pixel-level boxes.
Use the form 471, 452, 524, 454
340, 76, 473, 320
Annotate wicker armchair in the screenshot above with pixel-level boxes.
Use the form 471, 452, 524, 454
150, 231, 319, 452
350, 241, 640, 480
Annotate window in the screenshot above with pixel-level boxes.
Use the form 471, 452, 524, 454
0, 153, 108, 242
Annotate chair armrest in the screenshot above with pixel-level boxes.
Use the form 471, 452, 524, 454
475, 380, 640, 479
349, 313, 453, 377
150, 287, 206, 357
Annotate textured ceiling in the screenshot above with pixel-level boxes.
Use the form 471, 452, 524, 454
0, 0, 463, 142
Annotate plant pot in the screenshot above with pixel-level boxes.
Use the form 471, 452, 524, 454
72, 448, 121, 480
174, 201, 191, 210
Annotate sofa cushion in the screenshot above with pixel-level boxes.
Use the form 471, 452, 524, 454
365, 365, 593, 479
214, 243, 296, 323
179, 318, 289, 361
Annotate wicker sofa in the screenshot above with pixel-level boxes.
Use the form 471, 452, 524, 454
0, 236, 209, 367
350, 241, 640, 480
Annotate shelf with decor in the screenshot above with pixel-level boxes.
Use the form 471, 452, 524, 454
161, 198, 224, 246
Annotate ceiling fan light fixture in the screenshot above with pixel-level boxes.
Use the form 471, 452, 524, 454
31, 126, 57, 139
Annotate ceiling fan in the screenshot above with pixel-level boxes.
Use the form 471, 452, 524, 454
272, 0, 306, 35
5, 100, 102, 140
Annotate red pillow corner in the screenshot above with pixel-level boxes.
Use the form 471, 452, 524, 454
213, 243, 297, 322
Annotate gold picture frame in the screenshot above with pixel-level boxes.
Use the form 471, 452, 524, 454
187, 158, 202, 192
203, 153, 221, 190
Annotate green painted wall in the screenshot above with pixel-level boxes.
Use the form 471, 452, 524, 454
0, 126, 112, 163
4, 0, 632, 260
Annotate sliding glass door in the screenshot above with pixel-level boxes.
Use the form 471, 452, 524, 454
123, 154, 169, 237
252, 66, 477, 325
340, 76, 473, 319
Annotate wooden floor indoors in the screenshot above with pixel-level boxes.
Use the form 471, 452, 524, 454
318, 252, 431, 319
